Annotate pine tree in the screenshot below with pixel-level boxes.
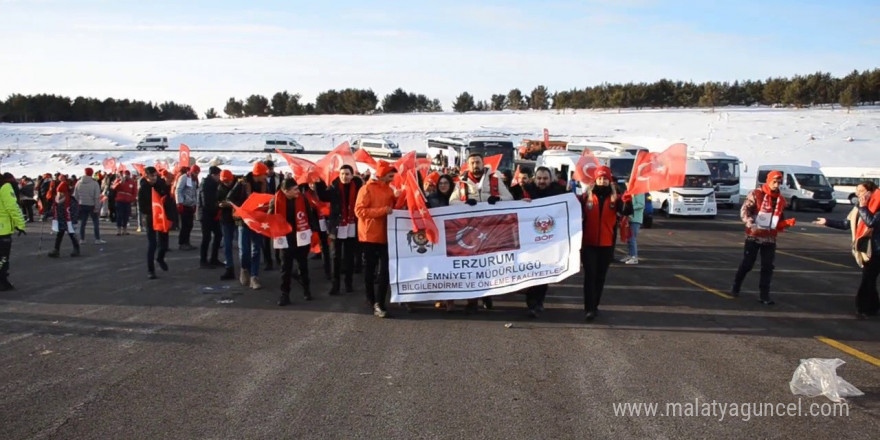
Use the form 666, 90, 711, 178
698, 82, 720, 111
243, 94, 269, 116
452, 92, 475, 113
205, 108, 219, 119
223, 97, 243, 118
271, 91, 291, 116
490, 94, 506, 110
506, 89, 524, 110
530, 85, 550, 110
839, 84, 857, 113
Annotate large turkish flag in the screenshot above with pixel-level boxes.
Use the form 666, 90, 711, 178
444, 213, 520, 257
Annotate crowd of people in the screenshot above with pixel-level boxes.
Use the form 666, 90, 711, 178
0, 154, 878, 321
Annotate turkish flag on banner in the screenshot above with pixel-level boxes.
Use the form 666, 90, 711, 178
232, 203, 292, 238
574, 149, 600, 185
276, 149, 320, 184
391, 151, 417, 189
444, 213, 520, 257
404, 170, 439, 243
102, 157, 117, 173
625, 143, 688, 195
151, 188, 172, 233
179, 144, 191, 170
241, 193, 274, 212
543, 128, 550, 149
354, 148, 378, 169
131, 163, 146, 176
316, 141, 358, 185
483, 154, 503, 175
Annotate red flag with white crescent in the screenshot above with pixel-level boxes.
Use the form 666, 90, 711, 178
276, 149, 320, 184
390, 151, 417, 190
231, 203, 292, 238
444, 213, 520, 257
179, 144, 191, 170
241, 193, 275, 213
315, 141, 358, 185
483, 154, 503, 175
625, 143, 687, 195
404, 170, 439, 243
151, 188, 172, 233
543, 128, 550, 149
354, 148, 378, 169
574, 149, 600, 185
102, 157, 117, 173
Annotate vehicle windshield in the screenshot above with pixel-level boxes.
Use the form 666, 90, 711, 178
683, 175, 713, 188
468, 141, 515, 173
794, 173, 830, 188
608, 158, 635, 181
704, 159, 739, 184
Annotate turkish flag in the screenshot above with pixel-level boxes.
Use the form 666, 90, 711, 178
856, 190, 880, 239
625, 143, 687, 195
241, 193, 274, 212
151, 188, 172, 233
131, 163, 146, 176
102, 157, 117, 173
511, 165, 523, 187
444, 213, 520, 257
573, 149, 600, 185
354, 148, 378, 169
232, 203, 292, 238
155, 160, 169, 172
316, 141, 358, 185
404, 170, 439, 243
391, 151, 417, 190
276, 149, 319, 184
179, 143, 191, 171
416, 157, 431, 180
543, 128, 550, 149
483, 154, 503, 175
117, 163, 127, 174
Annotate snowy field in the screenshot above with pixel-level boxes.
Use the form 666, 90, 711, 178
1, 107, 879, 188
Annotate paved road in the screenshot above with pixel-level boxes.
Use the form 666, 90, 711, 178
1, 206, 878, 439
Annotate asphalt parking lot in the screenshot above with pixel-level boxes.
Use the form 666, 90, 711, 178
1, 205, 877, 439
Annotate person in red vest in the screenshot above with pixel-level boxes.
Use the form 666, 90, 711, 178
112, 171, 137, 235
581, 166, 631, 321
355, 161, 398, 318
270, 178, 319, 306
732, 170, 795, 305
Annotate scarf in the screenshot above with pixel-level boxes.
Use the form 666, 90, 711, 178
459, 171, 499, 202
755, 185, 784, 229
275, 191, 310, 233
337, 181, 357, 226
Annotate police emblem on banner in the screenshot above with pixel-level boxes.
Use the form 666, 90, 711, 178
407, 229, 433, 254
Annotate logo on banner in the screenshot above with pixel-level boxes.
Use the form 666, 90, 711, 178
407, 230, 433, 254
444, 213, 520, 257
533, 215, 555, 242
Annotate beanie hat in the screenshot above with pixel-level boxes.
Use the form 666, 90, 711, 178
220, 170, 234, 183
208, 166, 221, 176
375, 161, 397, 178
595, 166, 612, 179
84, 167, 94, 176
190, 165, 201, 174
767, 170, 783, 182
253, 162, 269, 177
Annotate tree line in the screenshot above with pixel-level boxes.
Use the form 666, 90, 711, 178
452, 69, 880, 112
0, 94, 198, 123
2, 68, 878, 123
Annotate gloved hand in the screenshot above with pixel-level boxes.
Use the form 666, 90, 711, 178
15, 227, 26, 236
465, 198, 478, 206
177, 203, 185, 214
487, 196, 500, 205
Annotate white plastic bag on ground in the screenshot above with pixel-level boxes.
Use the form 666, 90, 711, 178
789, 358, 864, 402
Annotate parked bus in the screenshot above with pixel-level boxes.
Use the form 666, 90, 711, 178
820, 167, 880, 205
650, 159, 717, 218
426, 136, 516, 174
691, 151, 743, 208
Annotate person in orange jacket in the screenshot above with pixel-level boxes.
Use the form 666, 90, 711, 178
355, 161, 398, 318
581, 166, 632, 321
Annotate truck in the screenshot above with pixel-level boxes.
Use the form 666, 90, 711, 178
650, 159, 717, 218
517, 139, 568, 160
690, 151, 743, 208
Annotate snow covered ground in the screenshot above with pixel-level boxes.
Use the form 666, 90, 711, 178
1, 107, 878, 189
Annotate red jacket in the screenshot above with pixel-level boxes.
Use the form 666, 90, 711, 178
113, 178, 137, 203
581, 191, 621, 247
355, 179, 395, 244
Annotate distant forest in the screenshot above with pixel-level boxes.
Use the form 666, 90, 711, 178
1, 68, 878, 123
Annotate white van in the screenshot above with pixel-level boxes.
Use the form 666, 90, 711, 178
136, 136, 168, 151
264, 139, 305, 154
756, 165, 835, 212
352, 138, 401, 158
651, 159, 717, 218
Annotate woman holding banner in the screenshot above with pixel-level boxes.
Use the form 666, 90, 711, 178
580, 166, 631, 321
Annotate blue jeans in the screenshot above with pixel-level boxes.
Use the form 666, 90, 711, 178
238, 226, 261, 276
78, 205, 100, 240
627, 222, 641, 258
222, 223, 236, 269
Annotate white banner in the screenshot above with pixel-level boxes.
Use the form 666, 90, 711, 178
389, 193, 583, 302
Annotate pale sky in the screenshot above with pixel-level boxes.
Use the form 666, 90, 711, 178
2, 0, 878, 115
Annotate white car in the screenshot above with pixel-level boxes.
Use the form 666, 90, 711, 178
264, 139, 305, 154
352, 138, 401, 158
136, 136, 168, 151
